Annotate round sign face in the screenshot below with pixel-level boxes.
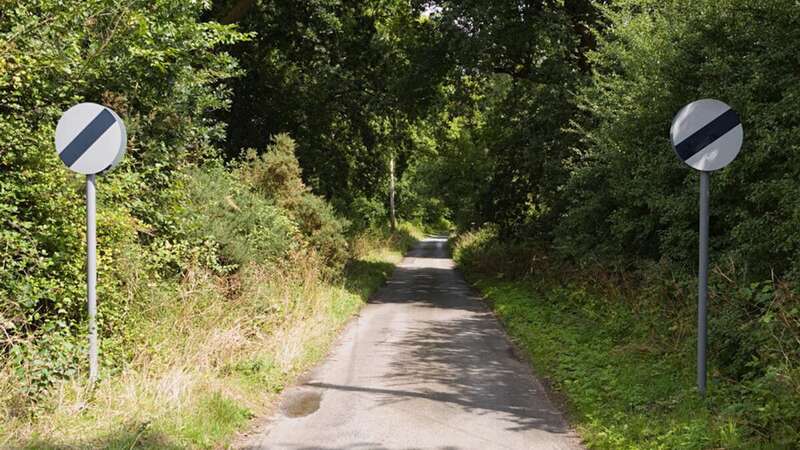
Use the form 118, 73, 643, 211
670, 99, 743, 172
55, 103, 127, 175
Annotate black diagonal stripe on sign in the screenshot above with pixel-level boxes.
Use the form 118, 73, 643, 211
674, 108, 740, 162
59, 109, 116, 167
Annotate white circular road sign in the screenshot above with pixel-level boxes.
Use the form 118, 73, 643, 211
670, 99, 743, 172
55, 103, 127, 175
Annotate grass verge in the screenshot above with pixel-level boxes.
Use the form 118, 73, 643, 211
471, 279, 720, 449
453, 228, 799, 450
1, 224, 422, 449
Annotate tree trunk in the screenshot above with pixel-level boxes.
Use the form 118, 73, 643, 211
389, 154, 397, 231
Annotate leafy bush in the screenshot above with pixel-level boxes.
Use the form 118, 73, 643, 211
0, 0, 244, 401
0, 1, 354, 413
288, 193, 349, 272
180, 165, 299, 269
559, 0, 800, 279
452, 227, 546, 280
240, 134, 349, 272
344, 196, 388, 233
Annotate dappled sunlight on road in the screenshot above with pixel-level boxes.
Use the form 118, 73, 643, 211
244, 237, 582, 450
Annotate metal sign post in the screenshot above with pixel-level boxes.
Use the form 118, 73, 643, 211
86, 174, 98, 381
55, 103, 127, 383
697, 170, 710, 394
670, 98, 743, 395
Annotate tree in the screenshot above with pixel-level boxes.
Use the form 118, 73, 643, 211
211, 0, 450, 228
411, 0, 596, 236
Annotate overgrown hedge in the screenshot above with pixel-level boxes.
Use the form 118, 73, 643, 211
1, 0, 245, 397
426, 1, 800, 284
558, 0, 800, 280
0, 1, 349, 406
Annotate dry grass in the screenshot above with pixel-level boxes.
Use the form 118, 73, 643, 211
0, 232, 415, 449
350, 223, 422, 261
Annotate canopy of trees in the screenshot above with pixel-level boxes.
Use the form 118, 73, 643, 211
2, 0, 799, 446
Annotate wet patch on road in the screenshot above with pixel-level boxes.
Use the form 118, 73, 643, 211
280, 388, 322, 418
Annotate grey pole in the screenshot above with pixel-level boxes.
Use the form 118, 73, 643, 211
87, 174, 98, 383
697, 171, 710, 395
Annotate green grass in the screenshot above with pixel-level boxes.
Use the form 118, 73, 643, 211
452, 228, 799, 449
168, 392, 253, 448
469, 278, 791, 450
344, 260, 397, 299
22, 392, 251, 450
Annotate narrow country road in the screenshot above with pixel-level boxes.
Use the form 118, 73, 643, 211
244, 237, 583, 450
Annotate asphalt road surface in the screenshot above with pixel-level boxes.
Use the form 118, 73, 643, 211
244, 237, 583, 450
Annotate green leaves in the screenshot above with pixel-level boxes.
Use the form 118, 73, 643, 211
562, 0, 800, 277
1, 0, 245, 396
218, 0, 450, 215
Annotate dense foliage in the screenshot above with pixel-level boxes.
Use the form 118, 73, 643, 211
210, 0, 450, 224
424, 0, 800, 281
1, 0, 245, 396
0, 0, 349, 408
3, 0, 800, 446
558, 0, 800, 277
239, 134, 349, 272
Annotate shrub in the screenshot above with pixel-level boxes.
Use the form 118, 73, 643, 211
452, 226, 547, 280
240, 134, 349, 272
0, 0, 244, 401
345, 196, 388, 233
560, 0, 800, 279
180, 165, 299, 270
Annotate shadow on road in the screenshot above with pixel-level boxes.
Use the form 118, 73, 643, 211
241, 445, 461, 450
240, 445, 462, 450
320, 237, 570, 436
402, 236, 453, 259
239, 236, 579, 450
301, 312, 568, 435
384, 315, 567, 433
